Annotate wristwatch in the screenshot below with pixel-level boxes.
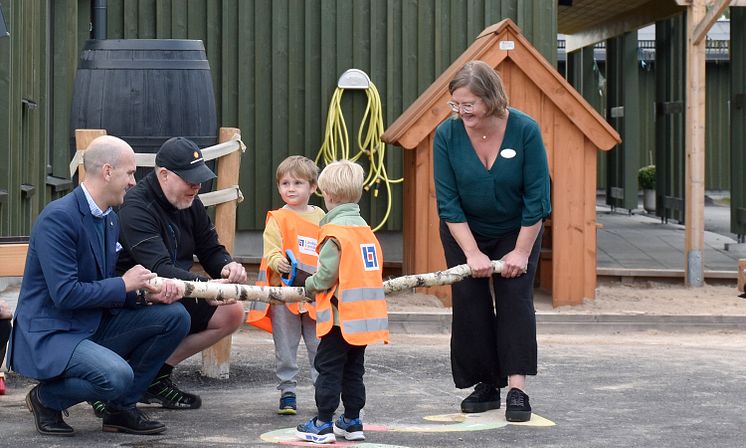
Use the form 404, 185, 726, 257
135, 289, 149, 305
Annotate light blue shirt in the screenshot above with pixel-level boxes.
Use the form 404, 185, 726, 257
80, 183, 113, 218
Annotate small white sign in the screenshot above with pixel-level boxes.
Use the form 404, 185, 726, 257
499, 40, 515, 51
297, 236, 318, 256
501, 148, 517, 159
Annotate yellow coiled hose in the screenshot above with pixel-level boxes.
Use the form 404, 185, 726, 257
316, 82, 402, 232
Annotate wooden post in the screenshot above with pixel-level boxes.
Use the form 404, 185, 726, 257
201, 127, 242, 379
738, 259, 746, 294
74, 129, 108, 182
684, 0, 706, 287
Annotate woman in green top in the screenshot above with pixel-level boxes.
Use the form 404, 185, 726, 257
433, 61, 551, 423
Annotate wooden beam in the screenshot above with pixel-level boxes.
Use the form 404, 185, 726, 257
693, 0, 730, 44
685, 0, 707, 286
565, 0, 684, 52
0, 243, 29, 277
201, 127, 241, 380
74, 129, 108, 182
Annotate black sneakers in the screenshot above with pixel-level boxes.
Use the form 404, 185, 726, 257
141, 375, 202, 409
505, 387, 532, 422
89, 400, 108, 418
460, 382, 500, 413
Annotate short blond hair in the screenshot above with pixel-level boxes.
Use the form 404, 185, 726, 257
276, 155, 319, 185
317, 160, 364, 204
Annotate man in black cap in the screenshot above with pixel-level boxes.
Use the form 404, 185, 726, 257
104, 137, 247, 413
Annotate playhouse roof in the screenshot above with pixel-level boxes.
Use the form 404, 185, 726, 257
381, 19, 621, 151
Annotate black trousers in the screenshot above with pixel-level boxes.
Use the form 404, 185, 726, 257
439, 221, 543, 390
313, 326, 366, 422
0, 319, 10, 365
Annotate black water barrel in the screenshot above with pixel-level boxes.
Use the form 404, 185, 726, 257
69, 39, 217, 186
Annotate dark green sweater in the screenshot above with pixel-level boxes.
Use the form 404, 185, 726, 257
433, 108, 551, 237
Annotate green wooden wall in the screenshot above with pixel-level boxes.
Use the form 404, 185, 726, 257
0, 0, 557, 236
564, 32, 732, 201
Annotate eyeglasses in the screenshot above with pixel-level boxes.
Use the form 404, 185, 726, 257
447, 100, 477, 114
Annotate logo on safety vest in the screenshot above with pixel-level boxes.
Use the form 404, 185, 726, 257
360, 244, 380, 271
297, 236, 318, 256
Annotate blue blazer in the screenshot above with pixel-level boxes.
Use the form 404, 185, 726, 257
8, 187, 134, 380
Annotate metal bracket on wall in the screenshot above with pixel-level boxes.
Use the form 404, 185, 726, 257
21, 98, 38, 110
20, 184, 35, 199
656, 101, 683, 115
337, 69, 371, 90
46, 176, 73, 193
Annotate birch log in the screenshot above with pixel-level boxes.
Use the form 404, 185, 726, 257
383, 260, 505, 295
148, 259, 504, 303
147, 277, 306, 304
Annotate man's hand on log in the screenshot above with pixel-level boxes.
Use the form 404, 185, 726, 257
205, 278, 239, 305
145, 279, 185, 304
221, 261, 248, 284
122, 265, 158, 292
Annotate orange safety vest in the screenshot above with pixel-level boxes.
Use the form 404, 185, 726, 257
245, 208, 320, 332
315, 223, 388, 346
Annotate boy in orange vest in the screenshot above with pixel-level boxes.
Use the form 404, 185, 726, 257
295, 160, 389, 444
246, 156, 325, 415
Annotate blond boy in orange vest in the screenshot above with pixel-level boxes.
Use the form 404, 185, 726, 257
246, 156, 325, 415
295, 160, 389, 444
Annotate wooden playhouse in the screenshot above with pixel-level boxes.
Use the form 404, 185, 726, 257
381, 19, 621, 307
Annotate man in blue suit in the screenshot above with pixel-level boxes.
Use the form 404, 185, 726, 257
7, 136, 191, 436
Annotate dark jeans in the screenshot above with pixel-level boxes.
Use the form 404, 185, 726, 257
439, 221, 543, 390
313, 326, 366, 422
37, 304, 190, 410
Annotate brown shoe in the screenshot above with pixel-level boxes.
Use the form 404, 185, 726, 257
25, 385, 75, 436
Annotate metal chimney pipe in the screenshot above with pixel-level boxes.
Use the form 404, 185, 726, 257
92, 0, 107, 40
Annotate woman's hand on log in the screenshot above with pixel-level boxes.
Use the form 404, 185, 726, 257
500, 250, 529, 279
465, 250, 493, 278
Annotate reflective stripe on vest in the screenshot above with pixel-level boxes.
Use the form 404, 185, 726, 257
256, 270, 267, 283
340, 287, 385, 302
342, 317, 388, 334
316, 308, 332, 324
314, 223, 388, 346
245, 208, 321, 332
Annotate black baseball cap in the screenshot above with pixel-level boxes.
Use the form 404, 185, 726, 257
155, 137, 216, 184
